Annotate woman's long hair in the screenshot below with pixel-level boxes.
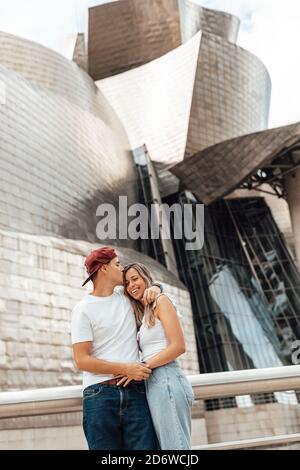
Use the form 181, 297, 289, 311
123, 263, 157, 328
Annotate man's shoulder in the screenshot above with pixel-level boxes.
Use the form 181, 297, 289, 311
114, 286, 125, 296
71, 297, 89, 317
114, 286, 133, 309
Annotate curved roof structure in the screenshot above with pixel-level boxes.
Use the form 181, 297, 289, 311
171, 122, 300, 205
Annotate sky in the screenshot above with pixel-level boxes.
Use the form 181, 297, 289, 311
0, 0, 299, 128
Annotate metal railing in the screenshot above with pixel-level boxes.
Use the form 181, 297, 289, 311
1, 365, 300, 449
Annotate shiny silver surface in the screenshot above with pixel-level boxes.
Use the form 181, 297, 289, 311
179, 0, 240, 44
171, 123, 300, 205
97, 32, 201, 167
184, 31, 271, 157
88, 0, 181, 80
0, 32, 137, 243
0, 32, 102, 119
72, 33, 88, 73
88, 0, 240, 81
98, 29, 270, 168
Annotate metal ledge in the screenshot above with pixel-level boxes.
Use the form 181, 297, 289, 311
194, 433, 300, 450
1, 366, 300, 419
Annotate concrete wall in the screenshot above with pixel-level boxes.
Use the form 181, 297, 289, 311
205, 402, 300, 444
2, 401, 300, 449
0, 407, 207, 450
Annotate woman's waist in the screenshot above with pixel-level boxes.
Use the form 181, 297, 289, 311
140, 342, 168, 361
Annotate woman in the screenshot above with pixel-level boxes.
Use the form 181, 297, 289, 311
118, 262, 194, 450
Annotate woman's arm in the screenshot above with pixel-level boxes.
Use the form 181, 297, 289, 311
146, 295, 186, 369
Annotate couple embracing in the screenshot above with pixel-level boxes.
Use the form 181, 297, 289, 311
71, 246, 194, 450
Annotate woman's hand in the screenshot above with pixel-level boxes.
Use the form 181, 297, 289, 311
115, 362, 151, 387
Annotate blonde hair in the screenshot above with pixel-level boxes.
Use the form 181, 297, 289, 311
123, 263, 157, 328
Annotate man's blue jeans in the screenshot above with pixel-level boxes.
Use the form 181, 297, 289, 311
83, 381, 158, 450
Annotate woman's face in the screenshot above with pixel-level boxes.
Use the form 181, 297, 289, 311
125, 267, 146, 301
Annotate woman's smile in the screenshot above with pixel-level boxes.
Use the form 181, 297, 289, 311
130, 287, 140, 296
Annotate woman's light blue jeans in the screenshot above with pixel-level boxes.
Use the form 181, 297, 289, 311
144, 360, 195, 450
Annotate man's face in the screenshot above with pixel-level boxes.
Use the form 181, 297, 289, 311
106, 257, 124, 285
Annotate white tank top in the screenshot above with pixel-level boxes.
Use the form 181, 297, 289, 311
137, 294, 181, 362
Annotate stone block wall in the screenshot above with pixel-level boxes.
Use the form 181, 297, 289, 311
0, 229, 199, 391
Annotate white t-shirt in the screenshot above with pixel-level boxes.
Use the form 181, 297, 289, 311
138, 294, 182, 362
138, 318, 169, 362
71, 287, 139, 390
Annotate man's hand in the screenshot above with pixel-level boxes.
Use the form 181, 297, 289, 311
116, 377, 133, 387
143, 285, 161, 305
120, 362, 152, 381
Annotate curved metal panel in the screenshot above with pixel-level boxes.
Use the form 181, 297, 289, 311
184, 32, 271, 158
97, 30, 271, 170
179, 0, 240, 44
88, 0, 181, 80
72, 33, 88, 73
0, 32, 104, 119
0, 64, 137, 245
97, 32, 202, 167
171, 123, 300, 205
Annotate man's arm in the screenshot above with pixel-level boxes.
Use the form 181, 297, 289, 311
72, 342, 152, 381
117, 284, 162, 304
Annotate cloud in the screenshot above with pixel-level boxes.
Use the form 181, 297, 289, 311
0, 0, 107, 51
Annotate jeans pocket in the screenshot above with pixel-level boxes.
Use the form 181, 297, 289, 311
178, 375, 195, 407
150, 370, 168, 387
83, 385, 104, 400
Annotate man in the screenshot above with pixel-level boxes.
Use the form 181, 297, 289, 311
71, 246, 161, 450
